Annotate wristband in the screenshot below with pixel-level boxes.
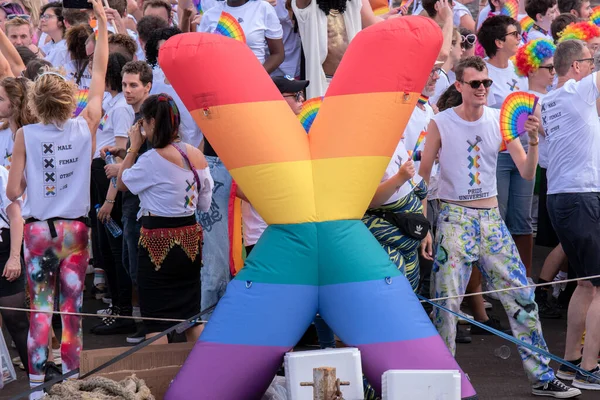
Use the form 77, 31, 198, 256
529, 140, 539, 147
127, 148, 138, 154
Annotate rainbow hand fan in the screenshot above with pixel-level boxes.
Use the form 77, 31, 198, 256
73, 88, 89, 117
215, 12, 246, 43
500, 91, 539, 145
501, 0, 518, 18
298, 97, 323, 133
591, 6, 600, 26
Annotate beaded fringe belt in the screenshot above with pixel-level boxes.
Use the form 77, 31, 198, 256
139, 224, 203, 271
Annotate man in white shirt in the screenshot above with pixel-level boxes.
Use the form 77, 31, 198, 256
541, 39, 600, 390
525, 0, 558, 42
419, 56, 581, 399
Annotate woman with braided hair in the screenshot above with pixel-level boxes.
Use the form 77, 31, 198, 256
117, 94, 213, 344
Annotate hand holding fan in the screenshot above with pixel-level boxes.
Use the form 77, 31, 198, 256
298, 97, 323, 133
500, 91, 539, 145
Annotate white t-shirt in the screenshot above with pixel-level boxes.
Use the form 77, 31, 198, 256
403, 103, 434, 175
242, 201, 267, 246
64, 60, 92, 90
453, 2, 472, 27
526, 27, 553, 43
381, 140, 423, 205
122, 147, 214, 218
541, 73, 600, 194
0, 166, 19, 231
151, 80, 204, 148
430, 69, 452, 106
271, 0, 301, 78
22, 117, 92, 220
433, 107, 503, 201
486, 60, 529, 109
44, 39, 70, 68
477, 5, 494, 30
199, 0, 283, 64
94, 92, 135, 159
0, 128, 14, 170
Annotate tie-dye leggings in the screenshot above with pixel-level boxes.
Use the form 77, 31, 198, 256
24, 220, 88, 393
430, 202, 555, 385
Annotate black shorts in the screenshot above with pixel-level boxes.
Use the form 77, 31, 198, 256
548, 192, 600, 286
536, 168, 559, 248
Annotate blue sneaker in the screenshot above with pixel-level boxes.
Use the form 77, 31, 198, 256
573, 365, 600, 391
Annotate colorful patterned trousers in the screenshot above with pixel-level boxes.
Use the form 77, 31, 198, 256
431, 202, 554, 385
24, 220, 88, 396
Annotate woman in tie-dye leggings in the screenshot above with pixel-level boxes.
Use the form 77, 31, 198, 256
25, 220, 89, 393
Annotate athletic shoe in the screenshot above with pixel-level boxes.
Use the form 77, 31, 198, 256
471, 316, 512, 335
97, 304, 113, 315
91, 306, 136, 335
532, 378, 581, 398
455, 324, 472, 344
557, 359, 581, 381
457, 312, 474, 325
483, 300, 493, 309
127, 324, 147, 344
538, 299, 562, 319
573, 365, 600, 390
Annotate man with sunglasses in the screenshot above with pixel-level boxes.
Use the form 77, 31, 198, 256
419, 56, 581, 398
541, 39, 600, 391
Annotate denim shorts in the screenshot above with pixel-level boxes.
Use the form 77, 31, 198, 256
496, 152, 535, 235
548, 192, 600, 286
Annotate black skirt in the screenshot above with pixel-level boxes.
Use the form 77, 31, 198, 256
536, 168, 559, 248
0, 228, 26, 297
137, 215, 201, 334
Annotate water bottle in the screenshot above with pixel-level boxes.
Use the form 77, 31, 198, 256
105, 151, 117, 188
95, 204, 122, 238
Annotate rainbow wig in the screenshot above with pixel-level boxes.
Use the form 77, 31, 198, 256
558, 21, 600, 43
514, 38, 556, 77
590, 6, 600, 27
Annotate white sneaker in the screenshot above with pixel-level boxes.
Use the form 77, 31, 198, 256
97, 305, 114, 315
552, 273, 568, 299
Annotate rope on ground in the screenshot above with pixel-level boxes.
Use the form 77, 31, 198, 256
45, 375, 154, 400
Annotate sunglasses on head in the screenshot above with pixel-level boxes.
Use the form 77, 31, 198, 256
461, 34, 476, 45
7, 13, 29, 21
460, 79, 493, 89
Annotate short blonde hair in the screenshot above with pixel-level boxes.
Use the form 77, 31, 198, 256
5, 17, 32, 35
28, 70, 77, 125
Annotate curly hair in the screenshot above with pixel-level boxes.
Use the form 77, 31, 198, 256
514, 38, 556, 77
145, 27, 182, 67
315, 0, 350, 15
23, 59, 52, 81
558, 21, 600, 43
108, 33, 137, 60
0, 77, 38, 132
28, 70, 77, 125
436, 84, 463, 112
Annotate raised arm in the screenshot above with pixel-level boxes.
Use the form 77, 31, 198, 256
82, 0, 109, 155
0, 26, 25, 77
436, 0, 454, 62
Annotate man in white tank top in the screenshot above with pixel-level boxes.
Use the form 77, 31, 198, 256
419, 56, 581, 398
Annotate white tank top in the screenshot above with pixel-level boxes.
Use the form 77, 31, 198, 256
22, 117, 92, 220
433, 107, 502, 202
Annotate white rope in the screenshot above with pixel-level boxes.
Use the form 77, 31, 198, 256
0, 273, 596, 321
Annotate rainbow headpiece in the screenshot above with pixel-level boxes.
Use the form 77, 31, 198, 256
590, 6, 600, 26
215, 12, 246, 43
514, 38, 556, 77
558, 21, 600, 43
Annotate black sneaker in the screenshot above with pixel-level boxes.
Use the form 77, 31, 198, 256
456, 324, 472, 344
127, 324, 147, 344
470, 316, 512, 335
90, 306, 136, 335
532, 378, 581, 398
557, 358, 581, 381
573, 365, 600, 390
538, 300, 562, 319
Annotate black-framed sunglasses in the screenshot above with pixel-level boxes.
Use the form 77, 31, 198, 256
502, 30, 521, 40
574, 57, 594, 65
538, 64, 555, 73
7, 14, 30, 21
283, 92, 304, 102
460, 79, 493, 89
461, 34, 476, 45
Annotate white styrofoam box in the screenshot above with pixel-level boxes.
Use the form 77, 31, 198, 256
382, 370, 461, 400
284, 348, 363, 400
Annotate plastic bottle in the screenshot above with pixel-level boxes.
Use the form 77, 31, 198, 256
95, 204, 122, 238
105, 151, 118, 188
494, 345, 511, 360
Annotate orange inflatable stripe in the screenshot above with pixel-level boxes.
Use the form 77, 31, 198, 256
190, 101, 310, 170
326, 17, 442, 97
309, 92, 418, 160
157, 33, 282, 108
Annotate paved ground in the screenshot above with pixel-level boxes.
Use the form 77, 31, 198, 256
1, 245, 598, 399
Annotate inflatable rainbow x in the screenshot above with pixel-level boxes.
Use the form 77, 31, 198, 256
160, 17, 477, 400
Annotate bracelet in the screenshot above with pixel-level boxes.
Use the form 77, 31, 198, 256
529, 140, 539, 147
127, 148, 138, 154
105, 199, 116, 204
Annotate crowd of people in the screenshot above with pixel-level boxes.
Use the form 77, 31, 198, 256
0, 0, 596, 398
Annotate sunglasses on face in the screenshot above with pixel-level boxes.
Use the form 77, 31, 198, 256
283, 92, 304, 102
461, 34, 477, 45
6, 14, 29, 21
538, 64, 555, 73
502, 30, 521, 40
460, 79, 493, 89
